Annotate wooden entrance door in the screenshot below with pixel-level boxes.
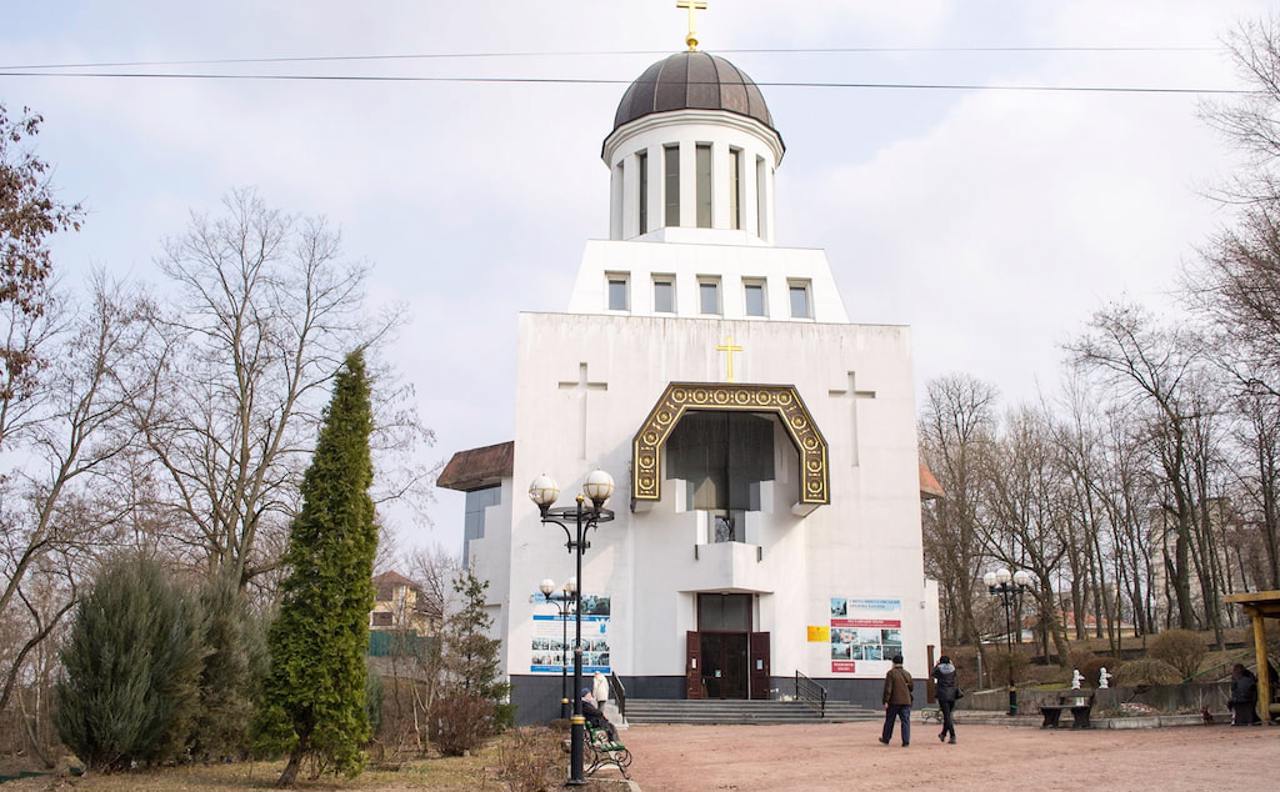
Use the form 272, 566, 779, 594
685, 631, 704, 699
749, 632, 771, 700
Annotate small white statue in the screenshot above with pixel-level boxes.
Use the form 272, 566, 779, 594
1098, 667, 1112, 689
1071, 669, 1084, 690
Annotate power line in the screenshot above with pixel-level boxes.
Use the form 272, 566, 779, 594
0, 70, 1251, 95
0, 44, 1224, 72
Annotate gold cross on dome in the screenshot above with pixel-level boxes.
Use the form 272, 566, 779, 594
716, 336, 743, 382
677, 0, 708, 51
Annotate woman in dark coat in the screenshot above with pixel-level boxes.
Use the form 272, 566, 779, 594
932, 655, 959, 743
1229, 664, 1259, 726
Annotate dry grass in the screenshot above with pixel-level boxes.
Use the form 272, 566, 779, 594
0, 734, 622, 792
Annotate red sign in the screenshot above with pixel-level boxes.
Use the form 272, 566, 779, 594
830, 618, 901, 629
832, 660, 856, 673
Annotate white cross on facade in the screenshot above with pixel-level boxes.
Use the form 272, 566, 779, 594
558, 362, 608, 460
829, 371, 876, 467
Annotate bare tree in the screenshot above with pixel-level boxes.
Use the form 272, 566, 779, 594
1067, 303, 1206, 631
130, 189, 430, 589
919, 374, 998, 659
0, 278, 146, 716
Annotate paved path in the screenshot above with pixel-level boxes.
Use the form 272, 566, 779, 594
622, 721, 1276, 792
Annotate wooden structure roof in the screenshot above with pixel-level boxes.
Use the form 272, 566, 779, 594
1225, 589, 1280, 618
437, 441, 514, 492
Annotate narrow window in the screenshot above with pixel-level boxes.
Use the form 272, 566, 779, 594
637, 151, 648, 235
699, 279, 721, 315
756, 156, 767, 239
608, 274, 630, 311
730, 148, 742, 230
789, 281, 811, 319
653, 277, 675, 313
696, 144, 713, 228
744, 281, 766, 317
664, 145, 681, 227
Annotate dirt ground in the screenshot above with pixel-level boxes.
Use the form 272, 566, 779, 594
623, 722, 1277, 792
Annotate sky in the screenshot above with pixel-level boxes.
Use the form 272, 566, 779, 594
1, 0, 1271, 555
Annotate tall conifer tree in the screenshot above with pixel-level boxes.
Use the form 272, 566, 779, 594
254, 351, 376, 786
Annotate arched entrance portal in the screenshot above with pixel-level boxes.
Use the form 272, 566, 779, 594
631, 382, 830, 512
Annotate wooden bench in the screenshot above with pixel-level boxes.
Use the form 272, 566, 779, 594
1040, 692, 1095, 729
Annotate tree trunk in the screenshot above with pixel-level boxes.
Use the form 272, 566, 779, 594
276, 735, 308, 788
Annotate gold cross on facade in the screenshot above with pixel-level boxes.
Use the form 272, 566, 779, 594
716, 337, 743, 382
677, 0, 708, 51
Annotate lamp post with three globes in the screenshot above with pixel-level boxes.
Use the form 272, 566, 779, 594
528, 469, 615, 786
537, 576, 577, 721
984, 567, 1033, 716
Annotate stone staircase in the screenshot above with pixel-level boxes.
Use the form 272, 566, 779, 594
624, 698, 880, 725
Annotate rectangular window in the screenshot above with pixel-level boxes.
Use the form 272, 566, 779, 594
744, 280, 766, 317
699, 278, 721, 315
653, 276, 675, 313
698, 593, 752, 631
637, 151, 648, 235
607, 274, 630, 311
730, 148, 742, 230
371, 611, 394, 628
789, 281, 811, 319
463, 485, 501, 566
696, 143, 713, 228
756, 156, 767, 239
664, 145, 680, 227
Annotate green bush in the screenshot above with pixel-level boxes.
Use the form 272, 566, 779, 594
1148, 630, 1208, 681
1114, 658, 1183, 687
190, 571, 256, 761
365, 673, 384, 739
55, 556, 205, 772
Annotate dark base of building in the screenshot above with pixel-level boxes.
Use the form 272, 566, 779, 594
508, 674, 928, 726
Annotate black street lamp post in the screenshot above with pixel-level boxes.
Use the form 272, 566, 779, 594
529, 470, 615, 787
984, 567, 1032, 716
538, 577, 578, 721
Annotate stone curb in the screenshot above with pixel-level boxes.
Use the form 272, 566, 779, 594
935, 710, 1235, 729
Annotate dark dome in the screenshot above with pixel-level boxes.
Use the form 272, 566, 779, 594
611, 51, 778, 138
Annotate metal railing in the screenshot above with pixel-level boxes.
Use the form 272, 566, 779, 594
795, 671, 828, 718
608, 672, 627, 720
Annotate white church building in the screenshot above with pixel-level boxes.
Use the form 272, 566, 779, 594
439, 42, 942, 722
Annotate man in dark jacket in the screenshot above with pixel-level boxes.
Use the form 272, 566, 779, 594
932, 655, 959, 744
1229, 664, 1260, 726
581, 688, 619, 742
879, 654, 913, 747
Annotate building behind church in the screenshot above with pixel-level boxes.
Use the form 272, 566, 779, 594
440, 42, 941, 723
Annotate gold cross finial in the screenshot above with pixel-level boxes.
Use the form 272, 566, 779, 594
676, 0, 708, 51
715, 336, 743, 382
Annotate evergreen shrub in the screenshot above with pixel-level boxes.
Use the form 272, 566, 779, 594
55, 556, 204, 772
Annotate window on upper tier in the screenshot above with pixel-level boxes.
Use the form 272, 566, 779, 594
744, 280, 766, 317
608, 274, 630, 311
664, 145, 680, 227
637, 150, 648, 235
699, 278, 721, 315
789, 280, 812, 319
730, 147, 743, 230
696, 143, 713, 228
653, 276, 675, 313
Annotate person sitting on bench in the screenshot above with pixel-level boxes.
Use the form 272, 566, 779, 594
581, 687, 619, 742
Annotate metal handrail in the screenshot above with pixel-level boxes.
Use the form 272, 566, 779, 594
795, 671, 828, 718
608, 672, 627, 720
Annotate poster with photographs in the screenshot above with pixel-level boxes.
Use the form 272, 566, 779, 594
529, 591, 611, 674
829, 597, 903, 675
